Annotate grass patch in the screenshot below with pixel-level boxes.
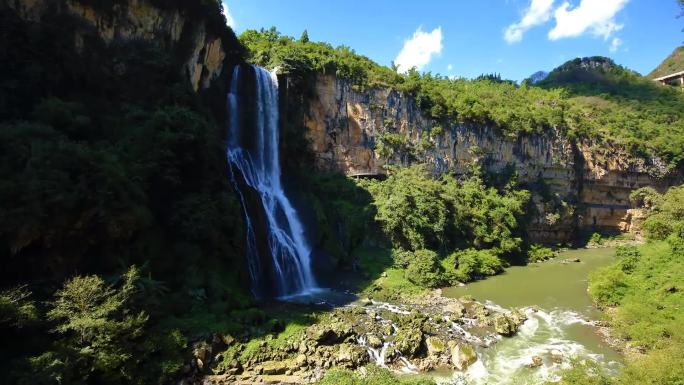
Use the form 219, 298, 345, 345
352, 246, 426, 301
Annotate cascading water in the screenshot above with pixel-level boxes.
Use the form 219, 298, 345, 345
227, 65, 317, 298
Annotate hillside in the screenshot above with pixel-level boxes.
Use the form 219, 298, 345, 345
648, 46, 684, 79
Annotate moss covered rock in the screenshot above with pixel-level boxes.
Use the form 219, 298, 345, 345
450, 342, 478, 370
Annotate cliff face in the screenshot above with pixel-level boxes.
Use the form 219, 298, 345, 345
300, 74, 680, 242
6, 0, 229, 91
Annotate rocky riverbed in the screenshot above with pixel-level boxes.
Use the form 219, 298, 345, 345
178, 291, 530, 385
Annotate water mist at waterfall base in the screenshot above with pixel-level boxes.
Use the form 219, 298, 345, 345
227, 65, 353, 305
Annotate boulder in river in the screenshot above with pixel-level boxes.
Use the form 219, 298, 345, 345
529, 356, 543, 368
508, 309, 528, 327
366, 334, 383, 348
494, 314, 518, 336
395, 328, 423, 357
444, 301, 466, 317
382, 347, 400, 364
470, 302, 490, 320
337, 344, 369, 367
425, 336, 446, 356
450, 342, 478, 370
550, 349, 563, 363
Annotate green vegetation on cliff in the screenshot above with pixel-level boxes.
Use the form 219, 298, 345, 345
241, 29, 684, 165
648, 46, 684, 79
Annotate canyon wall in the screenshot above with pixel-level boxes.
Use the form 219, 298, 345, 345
6, 0, 232, 91
300, 74, 680, 243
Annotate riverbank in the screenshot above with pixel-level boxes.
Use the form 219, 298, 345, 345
179, 291, 531, 385
181, 246, 623, 385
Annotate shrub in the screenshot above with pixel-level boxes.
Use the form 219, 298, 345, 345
615, 245, 640, 273
643, 217, 672, 240
588, 267, 629, 307
442, 248, 504, 283
527, 244, 555, 262
667, 223, 684, 256
404, 249, 444, 288
629, 187, 662, 209
588, 232, 603, 246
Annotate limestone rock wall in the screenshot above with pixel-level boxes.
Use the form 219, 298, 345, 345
299, 74, 681, 243
6, 0, 226, 91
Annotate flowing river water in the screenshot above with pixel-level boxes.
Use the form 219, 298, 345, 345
439, 247, 622, 385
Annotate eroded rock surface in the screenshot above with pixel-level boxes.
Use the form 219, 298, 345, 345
298, 74, 682, 243
183, 294, 529, 384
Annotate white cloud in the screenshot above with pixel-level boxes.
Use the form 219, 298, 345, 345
222, 2, 235, 28
447, 64, 453, 71
548, 0, 628, 40
395, 27, 443, 73
504, 0, 555, 43
609, 37, 622, 52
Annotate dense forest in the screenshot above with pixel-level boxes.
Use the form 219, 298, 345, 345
0, 1, 258, 383
1, 0, 684, 384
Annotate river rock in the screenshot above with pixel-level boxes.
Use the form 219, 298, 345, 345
445, 302, 466, 317
471, 303, 490, 320
508, 309, 528, 327
337, 344, 369, 367
295, 354, 308, 368
258, 360, 290, 375
425, 336, 446, 356
394, 328, 423, 357
529, 356, 543, 368
366, 334, 383, 348
550, 349, 563, 363
450, 342, 478, 370
382, 347, 400, 364
494, 314, 517, 336
307, 321, 353, 345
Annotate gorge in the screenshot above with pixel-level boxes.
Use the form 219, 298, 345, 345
1, 1, 683, 385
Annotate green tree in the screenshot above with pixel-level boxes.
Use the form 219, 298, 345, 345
363, 166, 448, 251
300, 29, 309, 43
39, 266, 149, 384
0, 286, 38, 328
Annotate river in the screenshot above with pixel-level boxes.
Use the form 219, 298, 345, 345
439, 247, 622, 384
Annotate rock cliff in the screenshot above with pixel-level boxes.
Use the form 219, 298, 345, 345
299, 74, 681, 243
6, 0, 233, 91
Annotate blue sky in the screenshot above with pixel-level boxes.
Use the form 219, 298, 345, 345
223, 0, 683, 81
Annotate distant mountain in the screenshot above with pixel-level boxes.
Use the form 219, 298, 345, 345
525, 71, 549, 84
648, 46, 684, 79
539, 56, 639, 84
535, 56, 650, 98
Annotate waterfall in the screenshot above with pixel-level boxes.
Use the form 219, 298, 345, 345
227, 65, 318, 298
